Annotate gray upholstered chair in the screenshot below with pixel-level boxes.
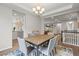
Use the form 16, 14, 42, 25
38, 38, 56, 56
17, 37, 36, 56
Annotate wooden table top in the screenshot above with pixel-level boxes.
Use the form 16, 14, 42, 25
25, 34, 54, 46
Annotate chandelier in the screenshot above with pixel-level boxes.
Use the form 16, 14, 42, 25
32, 6, 45, 15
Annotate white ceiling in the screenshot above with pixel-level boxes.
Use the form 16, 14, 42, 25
1, 3, 79, 23
1, 3, 79, 17
14, 3, 72, 16
17, 3, 71, 12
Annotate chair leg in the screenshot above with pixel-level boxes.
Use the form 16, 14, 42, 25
52, 48, 57, 56
52, 50, 54, 56
54, 47, 57, 54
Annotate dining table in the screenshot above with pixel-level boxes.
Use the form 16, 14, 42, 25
25, 34, 54, 56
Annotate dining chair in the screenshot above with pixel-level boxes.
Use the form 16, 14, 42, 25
38, 38, 56, 56
28, 33, 35, 37
53, 35, 58, 53
17, 37, 36, 56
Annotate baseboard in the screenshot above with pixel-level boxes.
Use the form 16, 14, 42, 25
0, 46, 12, 51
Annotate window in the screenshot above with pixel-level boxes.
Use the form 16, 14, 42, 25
66, 21, 74, 30
56, 23, 61, 33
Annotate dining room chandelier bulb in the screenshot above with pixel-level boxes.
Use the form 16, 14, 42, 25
36, 6, 41, 10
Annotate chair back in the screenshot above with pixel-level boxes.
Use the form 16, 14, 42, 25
28, 31, 40, 37
53, 35, 58, 46
32, 31, 40, 35
28, 33, 35, 37
17, 37, 27, 56
47, 37, 56, 55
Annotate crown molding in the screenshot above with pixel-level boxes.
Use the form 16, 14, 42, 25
44, 8, 79, 18
42, 4, 73, 17
12, 4, 74, 17
4, 3, 79, 18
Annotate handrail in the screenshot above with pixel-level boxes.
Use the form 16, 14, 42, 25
61, 30, 79, 46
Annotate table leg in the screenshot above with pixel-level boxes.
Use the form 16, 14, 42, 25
36, 46, 39, 56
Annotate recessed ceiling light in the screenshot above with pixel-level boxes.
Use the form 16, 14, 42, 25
68, 22, 72, 24
13, 13, 17, 16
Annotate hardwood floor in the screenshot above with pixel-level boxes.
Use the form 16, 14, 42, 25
0, 39, 19, 56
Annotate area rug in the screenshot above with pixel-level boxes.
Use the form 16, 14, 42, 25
55, 48, 73, 56
4, 48, 73, 56
5, 49, 25, 56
